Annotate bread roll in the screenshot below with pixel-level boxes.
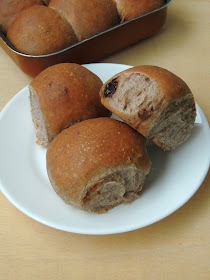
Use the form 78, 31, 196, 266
46, 118, 151, 213
0, 0, 43, 34
113, 0, 165, 22
29, 63, 110, 147
7, 5, 77, 55
49, 0, 119, 41
100, 66, 196, 151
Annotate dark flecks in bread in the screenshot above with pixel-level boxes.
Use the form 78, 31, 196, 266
104, 78, 119, 98
100, 66, 196, 150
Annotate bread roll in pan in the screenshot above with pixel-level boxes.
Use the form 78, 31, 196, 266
0, 0, 171, 77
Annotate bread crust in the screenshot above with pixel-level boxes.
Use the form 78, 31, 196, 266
49, 0, 119, 41
114, 0, 165, 22
46, 118, 151, 212
0, 0, 43, 34
7, 5, 77, 55
30, 63, 110, 143
100, 65, 196, 150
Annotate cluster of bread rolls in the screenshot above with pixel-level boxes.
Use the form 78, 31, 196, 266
30, 63, 196, 213
0, 0, 165, 55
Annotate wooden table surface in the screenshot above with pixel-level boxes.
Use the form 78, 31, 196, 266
0, 1, 209, 279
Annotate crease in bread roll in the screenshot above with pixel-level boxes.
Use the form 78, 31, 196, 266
81, 165, 145, 213
46, 118, 151, 213
42, 0, 50, 5
113, 0, 165, 22
48, 164, 146, 213
29, 63, 110, 147
49, 0, 119, 41
7, 5, 78, 55
0, 0, 44, 34
100, 65, 196, 151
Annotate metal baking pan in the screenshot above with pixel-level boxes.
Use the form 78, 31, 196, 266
0, 0, 172, 77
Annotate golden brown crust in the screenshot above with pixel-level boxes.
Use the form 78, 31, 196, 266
49, 0, 119, 41
46, 118, 151, 204
120, 66, 193, 102
30, 63, 110, 140
114, 0, 165, 22
0, 0, 43, 34
7, 5, 77, 55
100, 65, 195, 149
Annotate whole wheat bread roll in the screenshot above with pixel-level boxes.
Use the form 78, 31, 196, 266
49, 0, 119, 41
29, 63, 110, 147
113, 0, 164, 22
46, 118, 151, 213
0, 0, 43, 34
100, 66, 196, 151
7, 5, 77, 55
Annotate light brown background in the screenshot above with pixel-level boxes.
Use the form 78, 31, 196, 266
0, 0, 209, 279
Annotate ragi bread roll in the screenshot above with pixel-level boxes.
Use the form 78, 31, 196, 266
29, 63, 110, 147
46, 118, 151, 213
100, 65, 196, 150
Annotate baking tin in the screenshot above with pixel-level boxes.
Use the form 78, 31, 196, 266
0, 0, 172, 77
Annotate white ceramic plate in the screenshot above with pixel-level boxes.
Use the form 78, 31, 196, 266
0, 63, 209, 235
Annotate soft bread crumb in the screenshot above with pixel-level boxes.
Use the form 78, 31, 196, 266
82, 165, 145, 213
100, 66, 196, 150
148, 95, 196, 150
29, 86, 49, 147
